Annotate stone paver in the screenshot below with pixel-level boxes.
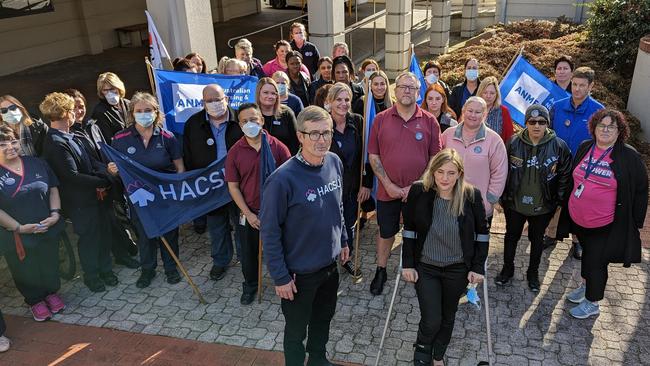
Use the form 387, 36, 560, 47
1, 211, 648, 365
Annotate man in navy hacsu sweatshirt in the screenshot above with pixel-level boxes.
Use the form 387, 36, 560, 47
260, 106, 349, 366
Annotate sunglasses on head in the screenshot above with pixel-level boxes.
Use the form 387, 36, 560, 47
0, 105, 18, 114
526, 119, 548, 126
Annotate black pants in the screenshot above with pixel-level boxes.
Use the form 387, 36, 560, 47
0, 309, 5, 336
575, 224, 612, 302
281, 263, 339, 366
503, 208, 554, 278
4, 240, 60, 306
68, 205, 114, 281
240, 221, 260, 295
342, 193, 358, 253
415, 262, 468, 361
109, 203, 136, 260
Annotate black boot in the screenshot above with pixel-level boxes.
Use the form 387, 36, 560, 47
413, 343, 433, 365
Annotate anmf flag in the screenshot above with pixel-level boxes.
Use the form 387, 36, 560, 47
500, 55, 569, 126
409, 52, 427, 105
145, 10, 171, 69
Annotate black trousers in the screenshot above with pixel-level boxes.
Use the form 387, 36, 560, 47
503, 208, 554, 278
415, 262, 468, 361
109, 203, 136, 260
239, 221, 259, 294
281, 263, 339, 366
575, 224, 612, 302
68, 204, 113, 281
4, 240, 60, 306
0, 309, 5, 336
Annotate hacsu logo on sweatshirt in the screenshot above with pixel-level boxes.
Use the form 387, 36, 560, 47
305, 178, 342, 202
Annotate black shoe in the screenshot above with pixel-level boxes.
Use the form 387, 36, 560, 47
306, 356, 342, 366
572, 241, 583, 260
542, 235, 557, 250
127, 242, 138, 257
165, 269, 181, 284
209, 265, 227, 281
370, 267, 387, 296
494, 270, 513, 286
240, 291, 256, 305
193, 223, 206, 235
528, 275, 540, 293
99, 272, 119, 286
115, 256, 140, 269
413, 343, 433, 365
136, 269, 156, 288
342, 261, 362, 277
84, 277, 106, 293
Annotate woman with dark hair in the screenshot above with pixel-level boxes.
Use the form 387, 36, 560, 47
262, 40, 310, 78
308, 57, 334, 102
422, 60, 451, 98
255, 77, 300, 154
448, 58, 480, 118
0, 125, 65, 321
286, 50, 311, 107
173, 58, 195, 72
332, 55, 364, 106
186, 52, 207, 73
554, 55, 574, 93
402, 148, 488, 366
91, 72, 130, 139
421, 83, 457, 133
0, 95, 48, 156
558, 109, 648, 319
312, 84, 334, 109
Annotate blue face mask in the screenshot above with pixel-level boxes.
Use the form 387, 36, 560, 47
466, 284, 481, 310
425, 74, 438, 85
465, 69, 479, 81
134, 112, 155, 127
277, 83, 288, 96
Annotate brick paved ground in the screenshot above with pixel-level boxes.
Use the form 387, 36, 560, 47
1, 212, 648, 365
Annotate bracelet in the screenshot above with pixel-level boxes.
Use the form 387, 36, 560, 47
50, 209, 61, 214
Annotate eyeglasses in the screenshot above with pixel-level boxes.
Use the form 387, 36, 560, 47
0, 140, 20, 150
396, 85, 418, 92
0, 105, 18, 114
299, 130, 333, 141
596, 123, 618, 132
526, 119, 548, 126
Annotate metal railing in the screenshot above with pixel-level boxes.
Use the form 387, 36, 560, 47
343, 8, 387, 59
226, 13, 308, 48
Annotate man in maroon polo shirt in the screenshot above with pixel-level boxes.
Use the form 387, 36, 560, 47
225, 103, 292, 305
367, 72, 442, 295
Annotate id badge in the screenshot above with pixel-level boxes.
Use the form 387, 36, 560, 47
239, 212, 246, 226
574, 183, 584, 198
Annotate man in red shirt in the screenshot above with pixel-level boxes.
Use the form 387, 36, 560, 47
368, 72, 442, 295
225, 103, 291, 305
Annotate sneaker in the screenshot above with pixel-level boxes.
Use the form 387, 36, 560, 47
342, 261, 362, 277
240, 291, 256, 305
99, 272, 119, 286
567, 284, 586, 304
165, 269, 181, 284
570, 299, 600, 319
31, 301, 52, 322
369, 267, 387, 296
209, 265, 227, 281
115, 256, 140, 269
0, 335, 10, 353
571, 241, 583, 260
494, 269, 513, 286
542, 235, 557, 250
44, 293, 66, 314
84, 277, 106, 293
527, 275, 540, 293
136, 269, 156, 288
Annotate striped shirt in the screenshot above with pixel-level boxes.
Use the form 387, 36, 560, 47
421, 197, 464, 266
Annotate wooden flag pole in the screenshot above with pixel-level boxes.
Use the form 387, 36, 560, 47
500, 46, 525, 80
160, 236, 207, 304
144, 57, 157, 95
257, 236, 263, 303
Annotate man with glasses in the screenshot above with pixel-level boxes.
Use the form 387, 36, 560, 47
495, 104, 572, 292
289, 23, 321, 79
260, 106, 349, 366
367, 72, 442, 295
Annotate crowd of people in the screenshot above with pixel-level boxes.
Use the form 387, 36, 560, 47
0, 22, 647, 366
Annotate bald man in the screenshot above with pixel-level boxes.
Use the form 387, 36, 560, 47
183, 84, 244, 282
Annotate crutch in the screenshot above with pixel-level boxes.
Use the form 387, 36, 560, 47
374, 246, 403, 366
477, 258, 494, 366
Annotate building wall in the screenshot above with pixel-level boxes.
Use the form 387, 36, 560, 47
211, 0, 260, 22
496, 0, 592, 23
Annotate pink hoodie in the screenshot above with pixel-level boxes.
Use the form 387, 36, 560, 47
441, 122, 508, 216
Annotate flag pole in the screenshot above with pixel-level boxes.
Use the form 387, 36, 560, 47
160, 236, 207, 304
144, 57, 157, 95
500, 46, 525, 80
258, 237, 263, 303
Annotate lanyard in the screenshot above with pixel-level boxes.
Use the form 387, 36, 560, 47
583, 144, 613, 180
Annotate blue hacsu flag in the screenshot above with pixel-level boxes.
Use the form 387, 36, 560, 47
409, 52, 427, 105
363, 89, 378, 198
101, 144, 232, 239
154, 69, 258, 134
499, 55, 570, 126
259, 132, 276, 199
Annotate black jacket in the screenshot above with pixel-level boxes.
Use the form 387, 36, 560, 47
91, 98, 130, 140
448, 80, 480, 118
501, 130, 572, 213
352, 96, 390, 116
263, 105, 299, 155
402, 183, 489, 274
309, 78, 333, 103
349, 82, 365, 107
329, 113, 373, 197
183, 107, 243, 170
557, 140, 648, 266
27, 118, 49, 156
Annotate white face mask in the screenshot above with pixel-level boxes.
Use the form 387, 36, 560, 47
206, 100, 227, 117
425, 74, 438, 85
242, 121, 262, 138
105, 91, 120, 106
364, 70, 375, 80
134, 112, 155, 127
1, 109, 23, 125
465, 69, 479, 81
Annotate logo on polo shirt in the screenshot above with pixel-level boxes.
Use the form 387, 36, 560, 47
473, 146, 482, 154
35, 173, 43, 179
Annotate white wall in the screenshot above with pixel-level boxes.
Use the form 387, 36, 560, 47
496, 0, 592, 23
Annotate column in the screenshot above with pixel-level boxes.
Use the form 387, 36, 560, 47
429, 0, 451, 55
146, 0, 218, 70
308, 0, 346, 59
628, 35, 650, 142
495, 0, 507, 24
461, 0, 479, 38
385, 0, 412, 79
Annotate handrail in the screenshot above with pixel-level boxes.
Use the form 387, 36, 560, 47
226, 13, 308, 48
343, 9, 387, 35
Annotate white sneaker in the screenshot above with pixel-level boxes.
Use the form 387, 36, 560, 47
0, 335, 10, 352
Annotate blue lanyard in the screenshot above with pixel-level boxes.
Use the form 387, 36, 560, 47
583, 144, 612, 180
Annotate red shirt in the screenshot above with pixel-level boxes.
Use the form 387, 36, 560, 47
368, 105, 441, 201
225, 132, 291, 212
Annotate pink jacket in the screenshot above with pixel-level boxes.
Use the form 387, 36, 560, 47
262, 59, 311, 82
441, 122, 508, 216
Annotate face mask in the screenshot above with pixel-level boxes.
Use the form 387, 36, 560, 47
293, 33, 305, 41
465, 69, 479, 81
1, 109, 23, 125
206, 100, 227, 117
134, 112, 155, 127
364, 70, 375, 79
323, 103, 330, 112
105, 91, 120, 106
425, 74, 438, 85
242, 121, 262, 138
277, 83, 288, 96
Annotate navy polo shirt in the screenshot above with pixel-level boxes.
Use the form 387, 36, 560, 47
290, 40, 320, 77
333, 126, 356, 170
111, 126, 182, 173
281, 94, 304, 116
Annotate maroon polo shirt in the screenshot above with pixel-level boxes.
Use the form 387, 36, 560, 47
225, 132, 292, 212
367, 105, 441, 201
